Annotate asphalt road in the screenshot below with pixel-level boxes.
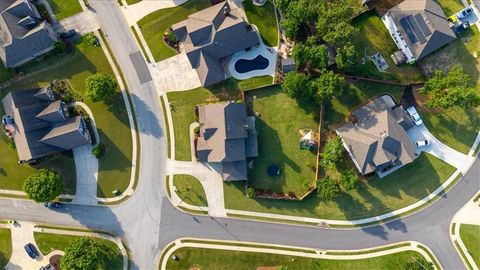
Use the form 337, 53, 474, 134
0, 1, 478, 270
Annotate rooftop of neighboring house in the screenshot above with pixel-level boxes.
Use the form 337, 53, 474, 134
196, 101, 258, 181
336, 95, 416, 176
2, 87, 91, 162
0, 0, 57, 67
383, 0, 456, 60
172, 1, 259, 86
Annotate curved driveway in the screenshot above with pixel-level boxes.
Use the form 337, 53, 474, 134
0, 1, 478, 270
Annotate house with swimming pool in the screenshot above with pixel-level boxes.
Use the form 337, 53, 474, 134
171, 1, 260, 87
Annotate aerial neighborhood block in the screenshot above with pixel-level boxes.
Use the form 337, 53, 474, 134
172, 1, 259, 86
2, 87, 92, 163
382, 0, 456, 64
196, 102, 258, 181
0, 0, 57, 68
336, 96, 416, 177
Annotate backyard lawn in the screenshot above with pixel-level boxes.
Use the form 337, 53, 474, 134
6, 36, 133, 198
225, 153, 454, 220
245, 86, 318, 195
244, 0, 278, 47
460, 224, 480, 267
168, 76, 272, 161
350, 10, 425, 83
166, 247, 425, 270
0, 228, 12, 269
34, 232, 123, 269
48, 0, 83, 21
138, 0, 211, 62
173, 174, 207, 207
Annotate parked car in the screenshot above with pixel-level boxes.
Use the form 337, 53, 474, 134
44, 202, 62, 209
39, 265, 55, 270
457, 7, 473, 20
24, 243, 39, 259
60, 29, 80, 41
415, 139, 430, 147
406, 106, 423, 126
454, 21, 470, 34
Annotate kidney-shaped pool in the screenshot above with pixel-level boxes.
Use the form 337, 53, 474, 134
234, 55, 269, 74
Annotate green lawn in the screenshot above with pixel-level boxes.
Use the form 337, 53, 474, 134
34, 232, 123, 269
244, 0, 278, 47
126, 0, 142, 5
138, 0, 211, 62
166, 247, 425, 270
245, 86, 318, 195
437, 0, 465, 16
48, 0, 83, 21
350, 10, 425, 83
0, 228, 12, 269
168, 76, 272, 161
0, 62, 12, 84
6, 36, 133, 198
173, 174, 207, 207
460, 224, 480, 267
225, 153, 455, 220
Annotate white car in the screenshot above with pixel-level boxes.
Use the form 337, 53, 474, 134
406, 106, 423, 126
415, 139, 430, 147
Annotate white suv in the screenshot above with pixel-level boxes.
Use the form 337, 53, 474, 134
406, 106, 423, 126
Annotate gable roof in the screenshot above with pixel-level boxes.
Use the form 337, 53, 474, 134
172, 1, 259, 86
0, 0, 57, 67
386, 0, 456, 60
337, 96, 416, 175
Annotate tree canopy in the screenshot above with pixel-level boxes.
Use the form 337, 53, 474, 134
23, 169, 63, 202
335, 43, 358, 71
340, 170, 359, 190
317, 177, 340, 201
85, 73, 117, 102
292, 43, 328, 71
312, 71, 344, 104
421, 65, 480, 109
61, 238, 102, 270
321, 136, 344, 169
282, 72, 313, 104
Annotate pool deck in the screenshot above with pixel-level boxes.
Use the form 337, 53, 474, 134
228, 37, 277, 80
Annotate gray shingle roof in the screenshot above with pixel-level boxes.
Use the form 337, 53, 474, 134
172, 1, 259, 86
2, 88, 91, 162
337, 96, 416, 175
0, 0, 57, 67
386, 0, 456, 60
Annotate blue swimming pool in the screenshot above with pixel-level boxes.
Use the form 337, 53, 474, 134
234, 55, 269, 74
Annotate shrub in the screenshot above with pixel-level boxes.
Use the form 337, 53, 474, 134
246, 187, 255, 197
340, 170, 358, 190
54, 41, 67, 52
7, 138, 15, 151
23, 169, 64, 202
317, 177, 340, 201
84, 33, 98, 46
321, 136, 344, 169
92, 143, 105, 158
61, 238, 101, 270
84, 73, 117, 102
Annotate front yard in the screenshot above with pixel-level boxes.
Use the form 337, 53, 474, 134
173, 174, 207, 207
437, 0, 465, 16
166, 247, 426, 270
138, 0, 211, 62
4, 36, 133, 198
0, 228, 12, 269
244, 0, 278, 47
48, 0, 83, 21
350, 10, 425, 83
459, 224, 480, 267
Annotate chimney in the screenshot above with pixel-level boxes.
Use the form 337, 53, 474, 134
223, 5, 230, 16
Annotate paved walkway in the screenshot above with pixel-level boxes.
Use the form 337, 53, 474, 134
159, 238, 438, 270
168, 160, 226, 217
53, 11, 99, 35
121, 0, 189, 26
153, 53, 201, 93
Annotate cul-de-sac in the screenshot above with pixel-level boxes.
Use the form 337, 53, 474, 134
0, 0, 479, 269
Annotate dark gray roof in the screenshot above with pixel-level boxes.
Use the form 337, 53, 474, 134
0, 0, 57, 67
2, 88, 91, 162
386, 0, 456, 60
337, 96, 416, 175
196, 102, 258, 181
172, 1, 259, 86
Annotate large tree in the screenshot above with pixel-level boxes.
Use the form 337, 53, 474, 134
312, 70, 344, 104
335, 43, 358, 71
23, 169, 63, 202
316, 0, 359, 45
321, 136, 344, 169
317, 177, 340, 201
282, 72, 313, 103
84, 73, 117, 102
61, 238, 102, 270
422, 65, 480, 109
340, 170, 359, 191
292, 43, 328, 71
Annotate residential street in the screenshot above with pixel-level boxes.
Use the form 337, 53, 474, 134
0, 1, 478, 270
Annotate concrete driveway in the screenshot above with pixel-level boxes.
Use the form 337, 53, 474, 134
153, 54, 201, 93
122, 0, 189, 26
72, 145, 98, 205
53, 11, 99, 35
407, 124, 474, 173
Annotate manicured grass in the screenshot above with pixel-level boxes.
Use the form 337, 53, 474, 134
138, 0, 211, 62
168, 76, 272, 161
350, 10, 425, 83
48, 0, 83, 21
437, 0, 465, 16
7, 36, 133, 198
34, 232, 123, 269
0, 62, 12, 84
245, 86, 318, 194
173, 174, 207, 207
459, 224, 480, 267
126, 0, 141, 5
0, 228, 12, 269
166, 247, 425, 270
244, 0, 278, 47
224, 153, 455, 220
